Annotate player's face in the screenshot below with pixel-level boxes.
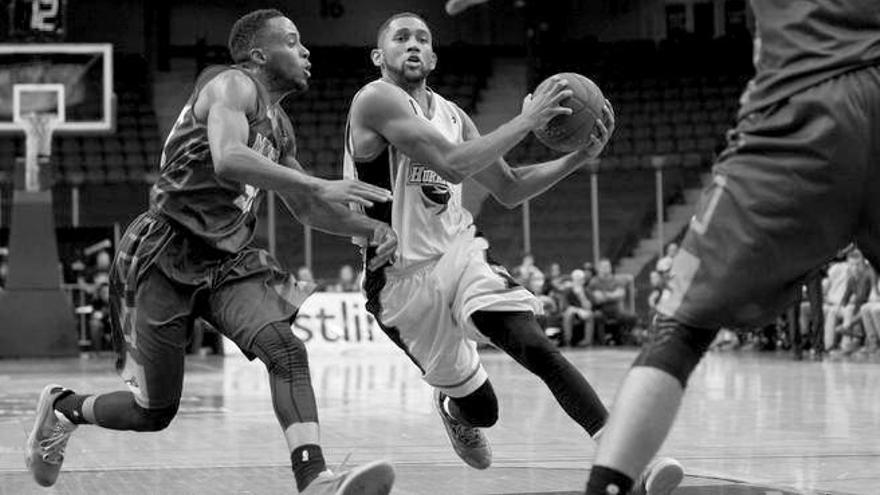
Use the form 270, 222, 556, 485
259, 17, 311, 92
378, 17, 436, 83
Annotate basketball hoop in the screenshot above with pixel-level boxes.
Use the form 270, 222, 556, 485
20, 112, 58, 192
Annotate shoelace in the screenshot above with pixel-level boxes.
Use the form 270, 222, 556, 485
39, 422, 74, 464
449, 421, 484, 448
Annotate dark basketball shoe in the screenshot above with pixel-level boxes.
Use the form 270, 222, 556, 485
25, 384, 78, 487
434, 389, 492, 470
632, 457, 684, 495
301, 460, 395, 495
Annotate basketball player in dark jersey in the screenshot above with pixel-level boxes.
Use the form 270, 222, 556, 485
25, 10, 396, 495
585, 2, 880, 494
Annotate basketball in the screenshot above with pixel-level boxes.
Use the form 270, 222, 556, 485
532, 72, 605, 153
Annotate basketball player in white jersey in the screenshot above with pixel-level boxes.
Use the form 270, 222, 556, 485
343, 12, 682, 494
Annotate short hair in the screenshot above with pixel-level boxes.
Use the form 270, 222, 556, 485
228, 9, 285, 63
376, 12, 430, 45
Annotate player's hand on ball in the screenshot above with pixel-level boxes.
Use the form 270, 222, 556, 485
581, 99, 615, 158
317, 178, 392, 207
521, 76, 574, 129
368, 223, 398, 271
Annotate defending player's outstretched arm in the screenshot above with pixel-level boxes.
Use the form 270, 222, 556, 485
278, 154, 397, 271
351, 76, 574, 184
467, 99, 615, 208
201, 69, 391, 208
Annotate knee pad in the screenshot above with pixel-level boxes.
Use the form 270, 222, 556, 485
134, 402, 178, 432
448, 380, 498, 428
633, 315, 717, 388
252, 321, 309, 380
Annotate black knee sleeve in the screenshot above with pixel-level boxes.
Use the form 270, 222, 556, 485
448, 380, 498, 428
633, 315, 718, 388
132, 402, 178, 432
251, 321, 318, 426
253, 321, 310, 380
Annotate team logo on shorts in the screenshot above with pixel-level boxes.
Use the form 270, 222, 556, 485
408, 165, 451, 212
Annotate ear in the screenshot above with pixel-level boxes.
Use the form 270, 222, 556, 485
250, 47, 268, 66
370, 48, 383, 68
428, 51, 438, 71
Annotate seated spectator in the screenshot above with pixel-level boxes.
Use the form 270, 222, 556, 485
545, 262, 566, 295
297, 266, 315, 284
512, 253, 542, 287
0, 248, 8, 290
655, 242, 678, 276
88, 283, 111, 353
588, 258, 638, 345
525, 271, 564, 343
830, 249, 873, 354
326, 264, 360, 293
562, 269, 594, 347
822, 250, 852, 350
858, 276, 880, 355
647, 270, 669, 315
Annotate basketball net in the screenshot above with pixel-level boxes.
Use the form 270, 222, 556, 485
20, 112, 58, 192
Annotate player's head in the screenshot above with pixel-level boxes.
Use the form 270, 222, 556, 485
228, 9, 311, 92
847, 247, 865, 270
372, 12, 436, 85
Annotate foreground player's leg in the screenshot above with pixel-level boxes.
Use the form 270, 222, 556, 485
585, 316, 715, 495
249, 321, 394, 495
434, 380, 497, 469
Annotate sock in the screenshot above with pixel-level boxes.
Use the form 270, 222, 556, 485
53, 391, 93, 425
291, 444, 326, 491
586, 465, 634, 495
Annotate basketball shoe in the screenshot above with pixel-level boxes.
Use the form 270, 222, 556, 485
301, 460, 395, 495
434, 389, 492, 469
632, 457, 684, 495
25, 384, 78, 487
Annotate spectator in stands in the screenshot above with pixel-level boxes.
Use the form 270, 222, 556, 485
562, 269, 594, 347
296, 265, 315, 284
830, 249, 874, 354
546, 262, 566, 295
326, 264, 360, 293
647, 270, 669, 315
822, 249, 852, 350
588, 258, 638, 345
582, 261, 596, 281
0, 247, 8, 289
857, 276, 880, 356
512, 253, 541, 286
88, 283, 111, 353
655, 242, 678, 276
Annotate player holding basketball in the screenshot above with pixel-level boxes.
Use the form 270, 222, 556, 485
25, 9, 397, 495
583, 2, 880, 494
344, 12, 682, 494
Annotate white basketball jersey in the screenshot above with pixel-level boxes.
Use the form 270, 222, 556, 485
344, 80, 476, 270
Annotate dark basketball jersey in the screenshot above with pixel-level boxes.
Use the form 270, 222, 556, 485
740, 0, 880, 115
151, 66, 295, 253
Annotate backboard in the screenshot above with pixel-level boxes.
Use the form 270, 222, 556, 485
0, 43, 114, 134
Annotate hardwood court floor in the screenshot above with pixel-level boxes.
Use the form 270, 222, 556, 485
0, 348, 878, 494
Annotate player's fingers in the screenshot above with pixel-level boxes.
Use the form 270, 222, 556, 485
352, 187, 392, 203
550, 106, 573, 117
354, 182, 393, 200
347, 196, 374, 208
593, 119, 608, 141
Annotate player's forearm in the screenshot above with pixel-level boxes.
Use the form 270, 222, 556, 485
215, 145, 321, 196
444, 116, 534, 182
280, 192, 380, 238
501, 150, 589, 206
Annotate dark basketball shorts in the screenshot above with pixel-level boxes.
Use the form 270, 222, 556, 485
108, 211, 312, 409
657, 63, 880, 330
